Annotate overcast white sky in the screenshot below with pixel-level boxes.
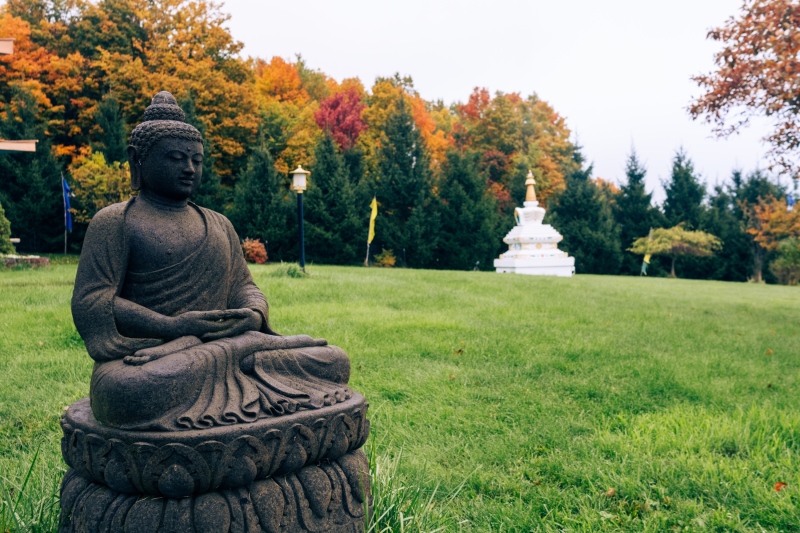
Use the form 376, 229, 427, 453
222, 0, 778, 201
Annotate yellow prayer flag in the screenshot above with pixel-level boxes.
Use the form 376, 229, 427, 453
367, 196, 378, 244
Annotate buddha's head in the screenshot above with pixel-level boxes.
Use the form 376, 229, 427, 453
127, 92, 204, 200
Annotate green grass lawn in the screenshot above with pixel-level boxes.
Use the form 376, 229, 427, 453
1, 264, 799, 532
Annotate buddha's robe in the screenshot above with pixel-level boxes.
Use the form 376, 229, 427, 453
72, 199, 350, 431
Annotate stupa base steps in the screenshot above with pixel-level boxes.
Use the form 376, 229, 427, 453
494, 256, 576, 277
59, 449, 370, 533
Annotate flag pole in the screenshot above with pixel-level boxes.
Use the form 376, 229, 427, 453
62, 172, 67, 255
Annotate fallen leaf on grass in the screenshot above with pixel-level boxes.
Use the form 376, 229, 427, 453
598, 511, 615, 520
604, 488, 616, 497
766, 349, 773, 355
775, 481, 787, 492
38, 341, 43, 347
449, 374, 455, 380
454, 348, 463, 355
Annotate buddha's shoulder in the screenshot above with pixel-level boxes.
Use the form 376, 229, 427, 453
192, 203, 236, 231
89, 201, 131, 226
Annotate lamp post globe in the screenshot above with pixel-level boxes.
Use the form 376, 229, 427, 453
291, 165, 311, 271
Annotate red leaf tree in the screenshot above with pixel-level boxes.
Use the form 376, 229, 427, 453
314, 87, 367, 151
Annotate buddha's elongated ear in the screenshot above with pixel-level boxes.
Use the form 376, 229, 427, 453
127, 146, 141, 191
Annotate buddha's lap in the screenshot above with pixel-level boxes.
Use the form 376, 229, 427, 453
89, 334, 350, 429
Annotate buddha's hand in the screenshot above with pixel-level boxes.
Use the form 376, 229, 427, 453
171, 309, 257, 339
198, 308, 263, 341
124, 336, 203, 366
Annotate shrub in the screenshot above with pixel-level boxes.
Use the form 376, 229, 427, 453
769, 237, 800, 285
242, 238, 267, 264
269, 262, 310, 278
0, 200, 15, 255
374, 249, 396, 268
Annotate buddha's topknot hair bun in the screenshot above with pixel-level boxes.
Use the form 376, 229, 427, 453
128, 91, 202, 164
142, 91, 187, 122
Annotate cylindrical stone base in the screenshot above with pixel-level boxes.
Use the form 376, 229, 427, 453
59, 449, 370, 533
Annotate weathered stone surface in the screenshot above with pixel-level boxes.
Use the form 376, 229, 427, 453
59, 449, 371, 533
61, 396, 369, 497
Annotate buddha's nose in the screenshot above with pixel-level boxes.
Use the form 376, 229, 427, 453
183, 159, 195, 175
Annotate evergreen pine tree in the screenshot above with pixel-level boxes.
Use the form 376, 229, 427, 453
614, 151, 664, 275
0, 87, 64, 252
304, 133, 361, 265
436, 150, 499, 270
227, 136, 296, 262
0, 200, 16, 254
663, 149, 705, 229
730, 169, 783, 282
696, 182, 750, 281
373, 98, 439, 268
93, 93, 127, 164
547, 148, 622, 274
180, 93, 225, 212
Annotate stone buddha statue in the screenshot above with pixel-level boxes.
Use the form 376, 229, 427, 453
72, 91, 352, 431
60, 92, 370, 532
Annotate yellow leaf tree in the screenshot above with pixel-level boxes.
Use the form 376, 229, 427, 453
629, 224, 722, 278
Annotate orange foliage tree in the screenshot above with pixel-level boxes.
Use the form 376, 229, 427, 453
748, 196, 800, 250
690, 0, 800, 174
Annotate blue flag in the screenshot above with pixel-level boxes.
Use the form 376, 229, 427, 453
62, 175, 72, 232
788, 193, 795, 212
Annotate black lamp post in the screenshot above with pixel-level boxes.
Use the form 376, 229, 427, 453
291, 165, 310, 272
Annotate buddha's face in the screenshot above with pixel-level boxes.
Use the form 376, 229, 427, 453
138, 137, 204, 200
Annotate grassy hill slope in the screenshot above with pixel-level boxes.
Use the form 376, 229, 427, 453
1, 265, 798, 531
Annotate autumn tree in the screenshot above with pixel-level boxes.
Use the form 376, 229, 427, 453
314, 85, 369, 204
68, 152, 131, 223
0, 9, 88, 159
629, 224, 722, 278
547, 148, 622, 274
690, 0, 800, 174
255, 56, 321, 174
92, 0, 259, 180
747, 195, 800, 254
314, 86, 367, 152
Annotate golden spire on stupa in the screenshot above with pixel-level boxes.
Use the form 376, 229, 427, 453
525, 170, 537, 203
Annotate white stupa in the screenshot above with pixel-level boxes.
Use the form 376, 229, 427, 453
494, 171, 575, 276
